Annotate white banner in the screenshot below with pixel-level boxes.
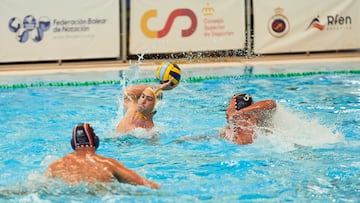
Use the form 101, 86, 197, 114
0, 0, 120, 63
253, 0, 360, 54
129, 0, 245, 54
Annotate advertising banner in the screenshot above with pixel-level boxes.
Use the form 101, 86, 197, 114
253, 0, 360, 54
0, 0, 120, 63
129, 0, 245, 55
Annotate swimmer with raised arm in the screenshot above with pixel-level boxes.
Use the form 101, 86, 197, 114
173, 93, 276, 145
220, 93, 277, 145
115, 78, 178, 133
45, 123, 159, 189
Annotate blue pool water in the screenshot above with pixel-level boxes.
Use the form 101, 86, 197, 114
0, 61, 359, 202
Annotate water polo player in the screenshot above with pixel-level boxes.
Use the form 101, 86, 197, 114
116, 63, 180, 133
45, 123, 159, 188
220, 93, 277, 145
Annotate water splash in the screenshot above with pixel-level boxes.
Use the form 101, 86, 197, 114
104, 126, 160, 140
120, 53, 144, 86
0, 172, 150, 200
115, 53, 145, 116
255, 104, 345, 152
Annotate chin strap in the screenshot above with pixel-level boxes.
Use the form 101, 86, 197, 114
137, 112, 149, 121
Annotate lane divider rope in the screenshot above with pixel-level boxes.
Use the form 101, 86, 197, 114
1, 70, 359, 89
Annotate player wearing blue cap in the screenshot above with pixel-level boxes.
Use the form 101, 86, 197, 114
173, 93, 276, 145
220, 93, 277, 145
45, 123, 159, 189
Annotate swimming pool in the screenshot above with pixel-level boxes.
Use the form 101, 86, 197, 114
0, 60, 359, 202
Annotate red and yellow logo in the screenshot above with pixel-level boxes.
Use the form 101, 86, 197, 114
141, 9, 197, 38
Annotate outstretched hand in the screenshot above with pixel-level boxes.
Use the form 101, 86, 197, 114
159, 77, 179, 90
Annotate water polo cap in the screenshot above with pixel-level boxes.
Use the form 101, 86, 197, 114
233, 94, 253, 111
70, 123, 99, 150
144, 87, 163, 112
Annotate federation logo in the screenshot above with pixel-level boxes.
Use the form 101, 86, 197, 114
268, 7, 290, 38
8, 15, 51, 43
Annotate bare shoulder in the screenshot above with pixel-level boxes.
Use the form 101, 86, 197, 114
45, 155, 71, 176
94, 154, 124, 167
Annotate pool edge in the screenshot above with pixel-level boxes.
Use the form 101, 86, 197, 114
1, 52, 360, 76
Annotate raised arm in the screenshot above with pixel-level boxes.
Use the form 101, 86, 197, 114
228, 100, 276, 125
124, 78, 177, 98
240, 100, 276, 112
124, 85, 150, 99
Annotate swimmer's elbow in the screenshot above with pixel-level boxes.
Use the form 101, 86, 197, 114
271, 100, 277, 108
260, 100, 277, 110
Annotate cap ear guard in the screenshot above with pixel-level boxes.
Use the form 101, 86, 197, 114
233, 94, 253, 111
155, 89, 163, 101
144, 87, 163, 110
71, 123, 99, 150
70, 138, 99, 150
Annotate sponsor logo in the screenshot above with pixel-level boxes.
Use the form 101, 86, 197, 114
141, 8, 197, 38
8, 15, 51, 43
306, 16, 325, 30
306, 15, 352, 31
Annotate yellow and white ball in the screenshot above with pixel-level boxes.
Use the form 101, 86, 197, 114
155, 62, 182, 86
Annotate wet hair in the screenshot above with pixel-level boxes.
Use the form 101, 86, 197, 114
70, 123, 99, 150
233, 94, 253, 110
